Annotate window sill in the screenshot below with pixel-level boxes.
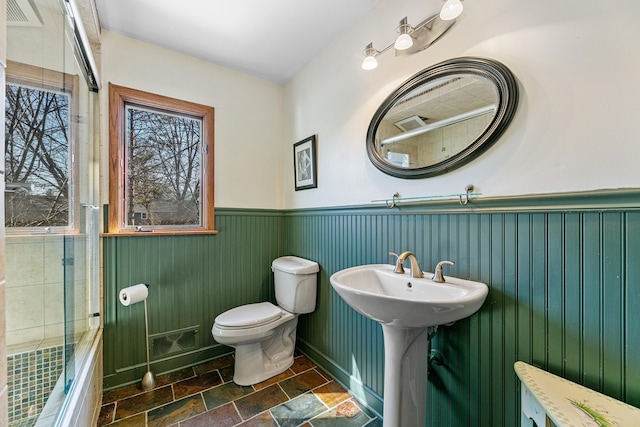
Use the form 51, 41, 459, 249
101, 230, 218, 237
6, 229, 83, 237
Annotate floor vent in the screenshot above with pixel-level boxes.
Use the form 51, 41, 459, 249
150, 326, 199, 359
7, 0, 43, 27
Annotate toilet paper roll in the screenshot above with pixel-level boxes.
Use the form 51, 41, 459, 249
119, 284, 149, 306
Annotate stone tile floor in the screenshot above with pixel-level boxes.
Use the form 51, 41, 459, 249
97, 354, 382, 427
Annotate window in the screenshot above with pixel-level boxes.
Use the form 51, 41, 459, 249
108, 84, 215, 234
4, 61, 79, 231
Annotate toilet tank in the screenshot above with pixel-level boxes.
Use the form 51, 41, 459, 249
272, 256, 319, 314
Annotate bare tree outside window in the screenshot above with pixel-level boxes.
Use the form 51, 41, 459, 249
4, 83, 71, 228
108, 84, 215, 234
125, 106, 202, 226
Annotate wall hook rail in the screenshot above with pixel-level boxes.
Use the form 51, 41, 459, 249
386, 192, 400, 208
459, 185, 474, 206
373, 185, 480, 207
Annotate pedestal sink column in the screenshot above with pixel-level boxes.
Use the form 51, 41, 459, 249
380, 324, 430, 427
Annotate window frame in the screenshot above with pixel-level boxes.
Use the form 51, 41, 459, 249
108, 84, 216, 235
5, 60, 80, 234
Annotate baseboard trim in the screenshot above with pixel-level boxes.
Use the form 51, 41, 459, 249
103, 344, 232, 390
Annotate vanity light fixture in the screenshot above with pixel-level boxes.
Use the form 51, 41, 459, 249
361, 1, 462, 70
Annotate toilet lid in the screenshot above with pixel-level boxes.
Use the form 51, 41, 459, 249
215, 302, 283, 328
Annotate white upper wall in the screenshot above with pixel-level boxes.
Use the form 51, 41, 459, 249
99, 30, 285, 209
284, 0, 640, 208
98, 0, 640, 211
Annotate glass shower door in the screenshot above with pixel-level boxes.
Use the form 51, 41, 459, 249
63, 236, 75, 394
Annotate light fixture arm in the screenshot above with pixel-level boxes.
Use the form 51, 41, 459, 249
397, 17, 414, 36
362, 42, 394, 58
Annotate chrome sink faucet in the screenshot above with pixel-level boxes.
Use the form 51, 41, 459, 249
389, 251, 424, 278
432, 260, 455, 283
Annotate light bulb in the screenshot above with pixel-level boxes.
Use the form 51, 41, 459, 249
362, 55, 378, 70
394, 17, 413, 51
394, 33, 413, 50
440, 0, 463, 21
362, 43, 378, 70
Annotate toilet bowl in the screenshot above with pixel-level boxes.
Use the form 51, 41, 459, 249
211, 256, 319, 386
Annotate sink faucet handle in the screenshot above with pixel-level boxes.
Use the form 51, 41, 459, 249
388, 252, 405, 274
436, 260, 454, 267
432, 260, 455, 283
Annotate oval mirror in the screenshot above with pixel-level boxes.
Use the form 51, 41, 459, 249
367, 57, 518, 179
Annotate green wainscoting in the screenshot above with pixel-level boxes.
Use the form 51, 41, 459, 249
102, 209, 284, 389
284, 193, 640, 426
102, 193, 640, 427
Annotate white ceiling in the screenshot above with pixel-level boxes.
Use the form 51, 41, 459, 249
94, 0, 380, 85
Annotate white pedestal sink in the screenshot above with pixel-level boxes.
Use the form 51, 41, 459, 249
330, 264, 488, 427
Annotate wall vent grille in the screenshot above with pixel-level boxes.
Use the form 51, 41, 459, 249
149, 326, 199, 360
7, 0, 43, 27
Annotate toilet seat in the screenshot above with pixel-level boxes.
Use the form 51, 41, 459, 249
215, 302, 283, 329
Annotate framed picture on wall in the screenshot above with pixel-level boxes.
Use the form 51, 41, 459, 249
293, 135, 317, 191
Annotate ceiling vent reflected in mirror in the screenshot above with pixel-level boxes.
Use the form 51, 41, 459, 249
7, 0, 43, 27
395, 116, 428, 132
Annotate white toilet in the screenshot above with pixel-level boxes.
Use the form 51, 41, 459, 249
211, 256, 319, 386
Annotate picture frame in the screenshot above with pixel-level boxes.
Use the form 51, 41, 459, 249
293, 135, 317, 191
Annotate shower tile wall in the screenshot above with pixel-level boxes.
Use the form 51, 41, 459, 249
7, 345, 64, 425
5, 236, 87, 350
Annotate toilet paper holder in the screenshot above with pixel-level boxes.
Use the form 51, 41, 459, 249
119, 283, 155, 391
